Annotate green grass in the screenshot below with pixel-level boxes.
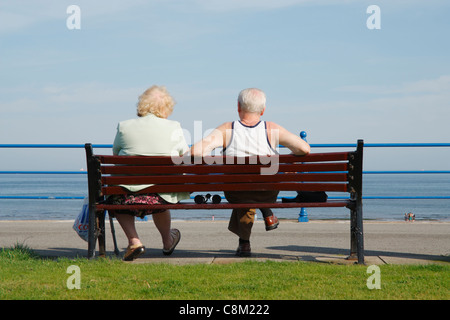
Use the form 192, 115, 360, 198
1, 244, 449, 300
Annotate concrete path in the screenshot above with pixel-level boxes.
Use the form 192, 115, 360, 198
1, 219, 449, 265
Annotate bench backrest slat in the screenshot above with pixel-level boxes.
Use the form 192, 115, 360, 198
97, 152, 350, 165
101, 162, 349, 175
91, 153, 355, 196
101, 172, 348, 185
102, 182, 349, 195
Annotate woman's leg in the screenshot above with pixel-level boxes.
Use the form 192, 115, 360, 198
152, 209, 173, 250
115, 213, 142, 247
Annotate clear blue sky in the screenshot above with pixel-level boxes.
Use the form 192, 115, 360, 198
1, 0, 449, 171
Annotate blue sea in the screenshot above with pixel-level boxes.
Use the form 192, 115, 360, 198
0, 174, 449, 221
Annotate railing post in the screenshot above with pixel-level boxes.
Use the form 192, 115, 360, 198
298, 131, 309, 222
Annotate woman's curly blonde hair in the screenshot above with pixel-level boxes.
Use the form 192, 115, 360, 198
136, 85, 175, 118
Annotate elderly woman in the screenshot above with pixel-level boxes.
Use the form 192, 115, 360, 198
110, 85, 189, 261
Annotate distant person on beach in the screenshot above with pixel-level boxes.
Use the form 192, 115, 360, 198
109, 85, 189, 261
190, 88, 310, 256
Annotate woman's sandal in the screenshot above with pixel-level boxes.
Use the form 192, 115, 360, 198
163, 229, 181, 256
123, 244, 145, 261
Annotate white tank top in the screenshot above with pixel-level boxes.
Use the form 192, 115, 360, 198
223, 121, 277, 156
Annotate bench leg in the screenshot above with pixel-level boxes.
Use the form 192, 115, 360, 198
87, 206, 97, 259
97, 212, 106, 257
109, 214, 120, 256
87, 208, 106, 259
348, 202, 364, 264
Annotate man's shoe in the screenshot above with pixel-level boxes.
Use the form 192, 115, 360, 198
264, 215, 279, 231
236, 242, 251, 257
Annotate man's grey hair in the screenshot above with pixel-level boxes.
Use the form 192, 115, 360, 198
238, 88, 266, 113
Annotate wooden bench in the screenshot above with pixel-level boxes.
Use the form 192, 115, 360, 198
84, 140, 364, 264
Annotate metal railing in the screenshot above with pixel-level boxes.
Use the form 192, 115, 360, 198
1, 135, 450, 221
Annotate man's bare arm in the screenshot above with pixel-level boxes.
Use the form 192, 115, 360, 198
190, 122, 231, 156
267, 122, 310, 155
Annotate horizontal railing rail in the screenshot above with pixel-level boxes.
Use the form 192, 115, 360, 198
1, 143, 450, 177
2, 142, 450, 148
0, 144, 112, 148
2, 170, 450, 175
1, 140, 450, 202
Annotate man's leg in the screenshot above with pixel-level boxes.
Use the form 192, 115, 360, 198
228, 208, 255, 256
228, 208, 255, 241
225, 190, 278, 257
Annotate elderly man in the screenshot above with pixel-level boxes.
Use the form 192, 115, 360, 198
191, 88, 310, 256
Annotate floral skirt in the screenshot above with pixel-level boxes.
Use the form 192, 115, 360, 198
107, 193, 168, 218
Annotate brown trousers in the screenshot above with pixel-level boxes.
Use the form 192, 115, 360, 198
224, 190, 279, 241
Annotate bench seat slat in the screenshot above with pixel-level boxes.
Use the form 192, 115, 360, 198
97, 200, 351, 211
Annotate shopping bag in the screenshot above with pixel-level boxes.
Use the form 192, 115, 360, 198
73, 197, 90, 242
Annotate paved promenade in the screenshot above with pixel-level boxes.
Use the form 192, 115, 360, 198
0, 219, 449, 265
